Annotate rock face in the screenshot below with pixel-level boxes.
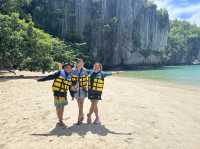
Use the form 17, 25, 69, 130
187, 37, 200, 63
31, 0, 169, 67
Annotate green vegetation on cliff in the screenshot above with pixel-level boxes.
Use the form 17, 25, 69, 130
0, 13, 76, 72
1, 0, 200, 70
164, 20, 200, 64
0, 0, 91, 71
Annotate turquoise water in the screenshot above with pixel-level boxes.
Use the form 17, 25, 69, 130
120, 65, 200, 86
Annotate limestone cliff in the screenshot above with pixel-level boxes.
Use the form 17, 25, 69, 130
30, 0, 169, 67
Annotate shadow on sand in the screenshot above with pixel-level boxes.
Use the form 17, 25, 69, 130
31, 123, 132, 138
0, 76, 42, 82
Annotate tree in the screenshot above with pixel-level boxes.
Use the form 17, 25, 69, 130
0, 12, 77, 72
165, 20, 200, 64
0, 13, 24, 69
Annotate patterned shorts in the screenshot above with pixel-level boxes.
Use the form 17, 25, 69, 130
54, 96, 68, 108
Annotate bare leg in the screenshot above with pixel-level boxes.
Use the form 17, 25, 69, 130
93, 101, 100, 124
56, 107, 64, 123
76, 98, 84, 124
60, 108, 64, 122
88, 101, 95, 115
87, 101, 95, 123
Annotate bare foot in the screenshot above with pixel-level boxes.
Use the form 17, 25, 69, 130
77, 114, 84, 125
56, 121, 66, 127
93, 118, 101, 125
87, 114, 92, 124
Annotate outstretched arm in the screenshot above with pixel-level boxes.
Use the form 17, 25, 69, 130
102, 71, 121, 77
37, 71, 60, 82
102, 71, 112, 77
86, 69, 93, 75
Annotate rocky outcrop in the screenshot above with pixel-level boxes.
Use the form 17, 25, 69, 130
30, 0, 169, 67
187, 36, 200, 63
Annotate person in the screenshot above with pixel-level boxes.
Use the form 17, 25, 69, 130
87, 62, 115, 124
71, 59, 89, 124
37, 63, 73, 126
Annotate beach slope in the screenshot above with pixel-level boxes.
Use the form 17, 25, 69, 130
0, 72, 200, 149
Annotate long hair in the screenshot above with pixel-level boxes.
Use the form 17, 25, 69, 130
93, 62, 103, 71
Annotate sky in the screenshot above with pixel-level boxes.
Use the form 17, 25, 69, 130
150, 0, 200, 26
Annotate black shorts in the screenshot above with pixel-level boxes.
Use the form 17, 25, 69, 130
53, 91, 67, 97
88, 90, 102, 100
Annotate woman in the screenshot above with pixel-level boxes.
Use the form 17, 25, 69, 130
87, 62, 115, 124
71, 59, 89, 124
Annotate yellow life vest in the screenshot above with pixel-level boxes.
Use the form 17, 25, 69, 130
88, 74, 104, 92
52, 74, 72, 93
71, 75, 88, 88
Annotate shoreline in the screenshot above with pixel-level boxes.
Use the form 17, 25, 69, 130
0, 69, 199, 89
117, 75, 200, 89
1, 63, 200, 73
104, 64, 200, 71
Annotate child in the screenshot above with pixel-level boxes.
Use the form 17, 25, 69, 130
87, 62, 114, 124
71, 58, 88, 124
38, 63, 73, 126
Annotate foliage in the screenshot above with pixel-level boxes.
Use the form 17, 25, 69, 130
0, 0, 32, 17
0, 13, 76, 72
157, 8, 169, 28
0, 0, 91, 72
164, 20, 200, 64
1, 0, 200, 69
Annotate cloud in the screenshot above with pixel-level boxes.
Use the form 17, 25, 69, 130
150, 0, 173, 9
150, 0, 200, 26
189, 13, 200, 27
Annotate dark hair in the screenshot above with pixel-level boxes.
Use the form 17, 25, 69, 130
77, 58, 84, 64
77, 54, 84, 61
62, 63, 73, 69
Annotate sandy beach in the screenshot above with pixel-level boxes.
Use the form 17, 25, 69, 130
0, 71, 200, 149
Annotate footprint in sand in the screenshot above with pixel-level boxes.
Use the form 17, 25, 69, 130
98, 138, 106, 143
41, 111, 51, 119
0, 144, 5, 149
63, 117, 70, 121
124, 137, 134, 144
1, 120, 7, 126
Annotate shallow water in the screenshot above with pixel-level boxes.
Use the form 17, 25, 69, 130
119, 65, 200, 86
